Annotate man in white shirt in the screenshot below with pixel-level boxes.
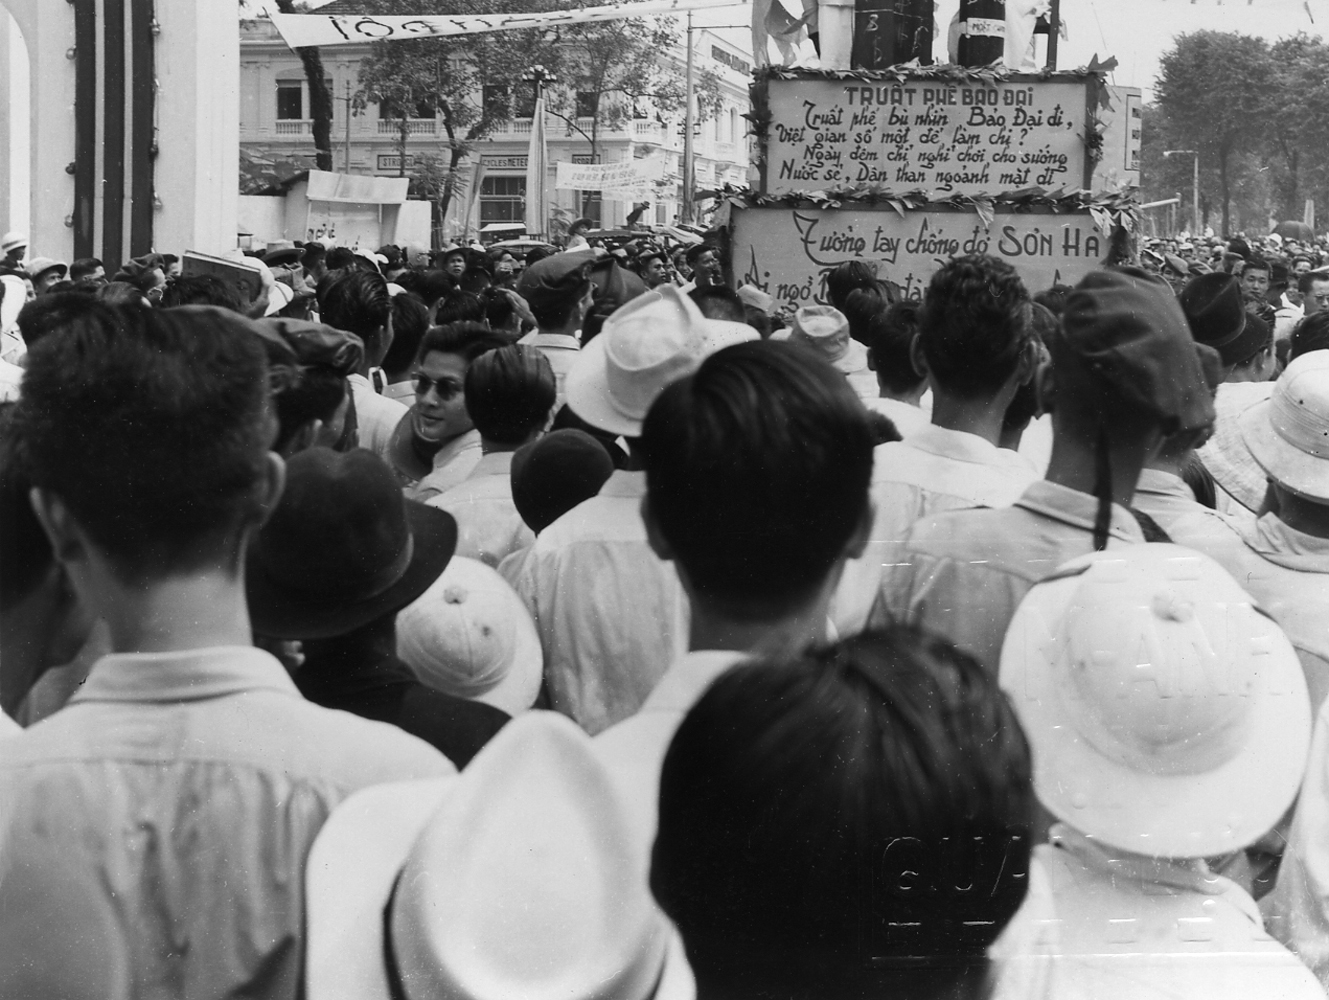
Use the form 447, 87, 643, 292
593, 338, 873, 836
0, 304, 450, 999
428, 345, 555, 568
511, 287, 755, 733
863, 299, 930, 438
834, 255, 1040, 634
514, 254, 594, 404
318, 270, 405, 462
873, 267, 1215, 672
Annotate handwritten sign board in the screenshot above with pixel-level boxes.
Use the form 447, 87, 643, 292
762, 76, 1090, 198
730, 205, 1101, 307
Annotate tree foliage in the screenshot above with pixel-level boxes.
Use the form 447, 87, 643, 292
352, 0, 557, 227
542, 18, 722, 163
1153, 31, 1272, 237
1147, 30, 1329, 236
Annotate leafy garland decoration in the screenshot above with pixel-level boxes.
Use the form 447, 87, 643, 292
711, 182, 1141, 234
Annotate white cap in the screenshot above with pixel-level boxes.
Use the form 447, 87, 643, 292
396, 556, 542, 717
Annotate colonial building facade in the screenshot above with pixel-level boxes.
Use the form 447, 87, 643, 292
238, 17, 754, 240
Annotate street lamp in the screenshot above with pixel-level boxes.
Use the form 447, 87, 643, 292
1163, 150, 1200, 237
521, 64, 556, 105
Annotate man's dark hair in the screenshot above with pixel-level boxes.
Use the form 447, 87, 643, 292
463, 345, 556, 446
1291, 311, 1329, 362
524, 245, 557, 268
825, 260, 879, 312
640, 340, 873, 620
159, 274, 247, 312
273, 366, 347, 454
382, 292, 430, 377
16, 290, 99, 348
653, 627, 1034, 999
68, 258, 104, 282
395, 268, 455, 308
1032, 283, 1073, 317
318, 270, 391, 354
324, 246, 359, 273
15, 304, 273, 580
841, 282, 892, 346
866, 300, 925, 396
483, 286, 519, 332
918, 255, 1031, 398
1298, 269, 1329, 296
0, 404, 54, 609
301, 242, 327, 262
434, 290, 486, 327
689, 285, 746, 323
416, 321, 509, 367
1243, 256, 1270, 276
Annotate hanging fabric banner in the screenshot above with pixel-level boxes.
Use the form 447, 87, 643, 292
555, 159, 663, 199
270, 1, 740, 49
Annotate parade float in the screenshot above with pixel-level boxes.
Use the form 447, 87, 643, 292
721, 2, 1142, 305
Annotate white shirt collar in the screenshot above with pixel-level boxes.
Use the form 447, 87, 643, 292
639, 650, 750, 714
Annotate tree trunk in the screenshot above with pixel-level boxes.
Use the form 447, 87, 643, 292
276, 0, 333, 171
439, 145, 468, 239
398, 117, 409, 177
1219, 149, 1231, 238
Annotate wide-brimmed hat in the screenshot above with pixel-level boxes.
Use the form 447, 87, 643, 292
304, 711, 692, 1000
789, 304, 868, 374
396, 556, 543, 717
564, 285, 756, 437
736, 284, 774, 315
1178, 273, 1270, 367
263, 240, 305, 268
25, 257, 67, 282
1239, 349, 1329, 502
999, 544, 1311, 858
247, 447, 457, 640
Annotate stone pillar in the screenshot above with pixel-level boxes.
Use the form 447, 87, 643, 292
0, 0, 239, 266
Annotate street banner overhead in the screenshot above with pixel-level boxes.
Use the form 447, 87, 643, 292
270, 1, 732, 48
555, 159, 663, 199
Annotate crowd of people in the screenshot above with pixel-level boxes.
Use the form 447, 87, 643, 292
3, 219, 1329, 1000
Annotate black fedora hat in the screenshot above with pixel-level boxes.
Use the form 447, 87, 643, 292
247, 447, 457, 640
1178, 272, 1263, 367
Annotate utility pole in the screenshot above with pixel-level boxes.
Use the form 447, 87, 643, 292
682, 10, 695, 225
1164, 149, 1200, 235
343, 80, 352, 174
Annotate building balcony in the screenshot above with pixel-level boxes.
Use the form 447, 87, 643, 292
377, 119, 438, 136
275, 119, 312, 135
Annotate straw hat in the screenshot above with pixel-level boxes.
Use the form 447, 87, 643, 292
304, 711, 692, 1000
564, 285, 755, 437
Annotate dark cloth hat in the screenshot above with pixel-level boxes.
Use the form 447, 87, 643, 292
511, 429, 615, 535
263, 240, 305, 268
1177, 273, 1267, 367
255, 317, 364, 377
1058, 267, 1215, 435
684, 242, 718, 266
246, 447, 457, 640
515, 254, 594, 313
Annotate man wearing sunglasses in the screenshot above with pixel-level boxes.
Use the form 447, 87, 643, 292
394, 321, 509, 501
